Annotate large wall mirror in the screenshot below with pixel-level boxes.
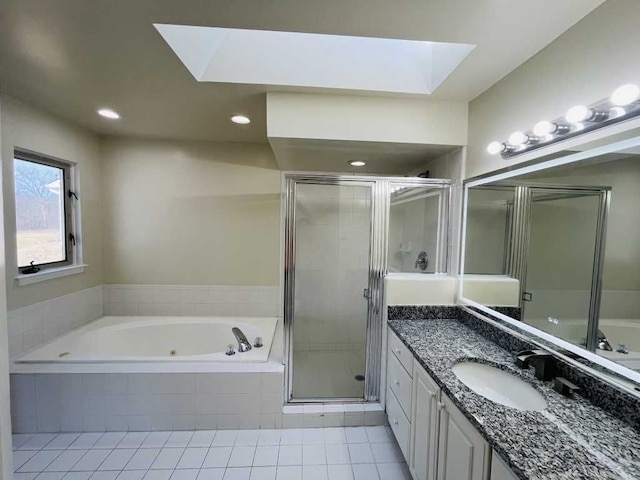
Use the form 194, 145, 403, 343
460, 127, 640, 391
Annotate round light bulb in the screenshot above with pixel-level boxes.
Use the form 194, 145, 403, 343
565, 105, 591, 124
349, 160, 366, 167
611, 84, 640, 107
97, 108, 120, 119
487, 142, 502, 155
533, 121, 554, 137
231, 115, 251, 124
508, 131, 528, 146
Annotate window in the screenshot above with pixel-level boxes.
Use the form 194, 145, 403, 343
13, 151, 76, 273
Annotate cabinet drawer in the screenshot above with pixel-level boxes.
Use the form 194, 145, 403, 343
388, 329, 413, 374
387, 351, 412, 418
386, 388, 411, 461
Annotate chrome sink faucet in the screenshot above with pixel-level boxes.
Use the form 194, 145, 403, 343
232, 327, 252, 353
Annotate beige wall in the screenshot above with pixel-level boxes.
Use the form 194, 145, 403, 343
0, 94, 103, 311
101, 137, 281, 286
466, 0, 640, 179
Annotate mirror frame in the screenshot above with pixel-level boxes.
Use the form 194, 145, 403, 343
459, 129, 640, 389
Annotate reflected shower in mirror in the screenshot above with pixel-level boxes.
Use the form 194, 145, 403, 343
462, 138, 640, 378
388, 184, 449, 274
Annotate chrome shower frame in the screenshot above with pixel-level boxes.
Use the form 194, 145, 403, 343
282, 173, 451, 404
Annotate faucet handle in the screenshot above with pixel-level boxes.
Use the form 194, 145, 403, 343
226, 344, 236, 356
617, 344, 629, 354
553, 377, 580, 396
254, 337, 263, 348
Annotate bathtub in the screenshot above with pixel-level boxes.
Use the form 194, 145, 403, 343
14, 316, 278, 366
10, 316, 284, 433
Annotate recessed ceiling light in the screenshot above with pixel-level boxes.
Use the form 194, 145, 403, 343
97, 108, 120, 119
231, 115, 251, 124
349, 161, 366, 167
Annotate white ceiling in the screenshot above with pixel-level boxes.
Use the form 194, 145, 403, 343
0, 0, 605, 143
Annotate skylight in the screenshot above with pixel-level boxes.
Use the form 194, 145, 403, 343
154, 24, 475, 95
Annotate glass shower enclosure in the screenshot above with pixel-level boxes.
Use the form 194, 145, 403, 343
283, 174, 451, 403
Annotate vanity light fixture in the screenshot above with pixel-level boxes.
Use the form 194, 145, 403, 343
487, 81, 640, 159
97, 108, 120, 119
349, 160, 366, 167
231, 115, 251, 124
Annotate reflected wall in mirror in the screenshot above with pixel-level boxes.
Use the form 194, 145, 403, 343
388, 185, 449, 274
462, 134, 640, 382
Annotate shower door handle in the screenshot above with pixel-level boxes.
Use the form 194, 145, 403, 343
363, 288, 371, 300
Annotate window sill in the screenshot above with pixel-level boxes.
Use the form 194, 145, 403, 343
15, 264, 87, 286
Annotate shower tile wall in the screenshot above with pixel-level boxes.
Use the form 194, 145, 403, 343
103, 285, 278, 318
292, 185, 370, 399
7, 286, 103, 360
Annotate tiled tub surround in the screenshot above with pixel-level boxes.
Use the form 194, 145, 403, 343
8, 285, 279, 361
8, 286, 103, 360
103, 285, 279, 318
387, 317, 640, 480
10, 372, 285, 434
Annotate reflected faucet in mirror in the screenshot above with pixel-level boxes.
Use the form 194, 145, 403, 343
415, 251, 428, 271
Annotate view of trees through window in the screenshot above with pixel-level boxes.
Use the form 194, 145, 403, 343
14, 158, 66, 267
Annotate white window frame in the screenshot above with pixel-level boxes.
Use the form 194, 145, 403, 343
12, 149, 85, 286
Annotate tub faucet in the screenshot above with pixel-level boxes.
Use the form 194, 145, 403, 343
232, 327, 252, 353
597, 329, 612, 351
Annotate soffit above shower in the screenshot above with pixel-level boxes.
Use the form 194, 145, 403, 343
154, 24, 475, 95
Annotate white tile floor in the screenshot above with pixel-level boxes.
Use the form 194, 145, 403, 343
12, 428, 410, 480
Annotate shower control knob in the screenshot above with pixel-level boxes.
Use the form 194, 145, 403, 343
225, 344, 236, 356
254, 337, 264, 348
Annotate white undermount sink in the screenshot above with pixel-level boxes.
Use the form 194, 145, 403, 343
452, 361, 548, 412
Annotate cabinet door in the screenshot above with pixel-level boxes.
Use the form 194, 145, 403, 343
410, 364, 440, 480
437, 394, 490, 480
490, 452, 518, 480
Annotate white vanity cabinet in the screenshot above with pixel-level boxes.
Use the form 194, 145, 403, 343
410, 362, 440, 480
490, 454, 519, 480
386, 328, 498, 480
437, 393, 491, 480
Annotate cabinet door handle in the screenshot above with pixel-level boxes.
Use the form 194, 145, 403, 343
394, 348, 401, 355
428, 390, 436, 398
437, 402, 444, 411
394, 379, 400, 387
392, 418, 399, 426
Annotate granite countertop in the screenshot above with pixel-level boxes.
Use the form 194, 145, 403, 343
387, 318, 640, 480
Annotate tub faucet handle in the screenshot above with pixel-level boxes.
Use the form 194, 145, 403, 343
254, 336, 263, 348
226, 344, 236, 356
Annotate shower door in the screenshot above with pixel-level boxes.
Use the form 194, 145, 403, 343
522, 188, 607, 348
284, 177, 382, 402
